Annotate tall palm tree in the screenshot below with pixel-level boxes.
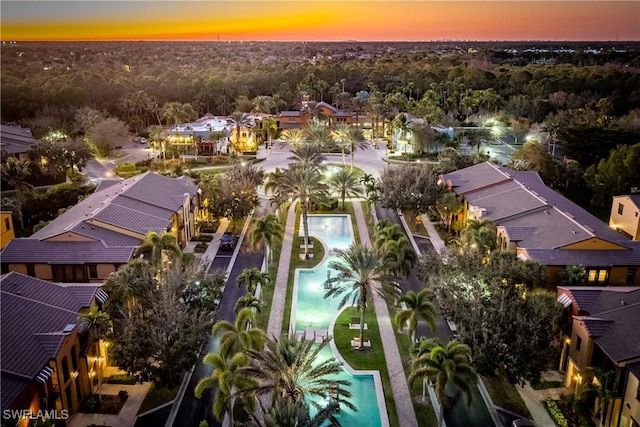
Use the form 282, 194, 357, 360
324, 244, 400, 349
282, 128, 306, 149
237, 268, 270, 295
409, 340, 478, 427
161, 101, 197, 128
230, 111, 251, 155
103, 259, 155, 317
135, 231, 182, 270
327, 167, 362, 210
289, 144, 326, 171
367, 102, 387, 143
274, 166, 329, 257
236, 334, 355, 415
305, 119, 331, 149
460, 218, 497, 254
351, 95, 369, 129
332, 124, 352, 166
250, 214, 283, 264
587, 367, 615, 427
390, 113, 412, 152
379, 236, 417, 279
80, 307, 112, 401
251, 95, 276, 114
261, 116, 278, 149
212, 307, 265, 359
195, 351, 254, 426
395, 289, 436, 342
260, 398, 340, 427
234, 294, 261, 314
1, 157, 34, 229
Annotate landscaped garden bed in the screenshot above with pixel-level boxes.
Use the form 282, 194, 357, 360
80, 392, 128, 414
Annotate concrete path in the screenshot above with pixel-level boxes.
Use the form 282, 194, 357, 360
69, 382, 152, 427
352, 201, 419, 427
419, 219, 448, 254
266, 201, 297, 338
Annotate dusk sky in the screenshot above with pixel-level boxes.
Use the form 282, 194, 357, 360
1, 1, 639, 42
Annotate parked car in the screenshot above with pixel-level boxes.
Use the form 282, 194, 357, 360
220, 232, 236, 250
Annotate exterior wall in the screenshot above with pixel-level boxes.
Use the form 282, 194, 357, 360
96, 264, 117, 281
560, 238, 629, 251
1, 212, 15, 249
52, 329, 90, 418
610, 196, 640, 241
566, 320, 595, 391
7, 263, 117, 282
620, 371, 640, 427
547, 266, 564, 285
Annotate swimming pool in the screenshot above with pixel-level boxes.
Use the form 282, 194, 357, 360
292, 214, 388, 427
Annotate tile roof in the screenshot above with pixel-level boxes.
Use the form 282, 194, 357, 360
502, 226, 536, 241
558, 287, 640, 316
1, 272, 101, 406
578, 303, 640, 363
465, 180, 547, 221
1, 239, 134, 264
278, 111, 301, 117
91, 203, 170, 235
0, 125, 40, 154
441, 162, 512, 195
70, 222, 142, 247
524, 245, 640, 267
628, 362, 640, 379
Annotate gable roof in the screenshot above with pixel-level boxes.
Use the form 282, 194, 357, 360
441, 162, 512, 195
0, 125, 40, 155
558, 287, 640, 315
612, 194, 640, 210
1, 272, 102, 406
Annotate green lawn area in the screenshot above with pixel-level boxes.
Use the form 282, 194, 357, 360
137, 382, 179, 414
334, 306, 400, 427
481, 375, 531, 418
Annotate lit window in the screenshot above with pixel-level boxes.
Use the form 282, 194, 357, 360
588, 270, 597, 282
587, 269, 609, 284
598, 270, 607, 283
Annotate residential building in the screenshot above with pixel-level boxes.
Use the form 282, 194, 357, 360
0, 125, 41, 161
1, 172, 199, 282
277, 96, 355, 129
440, 162, 640, 285
557, 286, 640, 427
1, 211, 14, 249
165, 114, 232, 154
1, 272, 110, 425
610, 195, 640, 241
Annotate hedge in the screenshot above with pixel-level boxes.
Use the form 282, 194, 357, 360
544, 397, 568, 427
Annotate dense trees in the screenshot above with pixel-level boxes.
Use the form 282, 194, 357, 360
378, 164, 442, 215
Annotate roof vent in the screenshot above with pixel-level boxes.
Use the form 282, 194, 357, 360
16, 291, 21, 295
572, 229, 576, 234
621, 300, 626, 306
545, 210, 550, 215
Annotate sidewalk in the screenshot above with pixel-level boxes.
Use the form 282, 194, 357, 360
515, 371, 567, 427
353, 201, 419, 427
184, 218, 230, 271
266, 201, 297, 338
419, 219, 448, 254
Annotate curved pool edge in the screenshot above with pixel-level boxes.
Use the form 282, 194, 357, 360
328, 306, 391, 427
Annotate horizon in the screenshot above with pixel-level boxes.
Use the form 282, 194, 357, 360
2, 1, 638, 42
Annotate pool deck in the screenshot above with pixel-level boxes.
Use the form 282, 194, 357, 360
353, 201, 419, 427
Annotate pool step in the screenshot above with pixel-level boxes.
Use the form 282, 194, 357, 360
295, 328, 330, 342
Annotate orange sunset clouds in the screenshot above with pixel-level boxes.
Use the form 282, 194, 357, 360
1, 1, 639, 41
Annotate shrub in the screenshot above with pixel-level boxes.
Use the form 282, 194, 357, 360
194, 242, 208, 253
118, 170, 142, 178
117, 162, 137, 173
191, 234, 213, 242
544, 397, 568, 427
106, 374, 137, 385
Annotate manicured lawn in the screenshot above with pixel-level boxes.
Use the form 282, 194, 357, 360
481, 375, 531, 418
334, 306, 400, 427
137, 383, 179, 414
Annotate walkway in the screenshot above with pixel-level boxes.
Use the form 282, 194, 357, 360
69, 382, 152, 427
515, 371, 566, 427
266, 201, 297, 338
353, 201, 419, 427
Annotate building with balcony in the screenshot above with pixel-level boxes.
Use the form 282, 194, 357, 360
439, 162, 640, 285
1, 172, 199, 282
0, 272, 109, 425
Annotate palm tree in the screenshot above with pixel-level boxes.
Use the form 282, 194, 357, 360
237, 268, 270, 295
460, 219, 497, 254
230, 111, 251, 155
327, 167, 362, 210
236, 334, 355, 415
305, 119, 331, 149
438, 192, 464, 233
261, 117, 278, 149
260, 398, 340, 427
367, 102, 387, 143
379, 236, 417, 279
324, 244, 400, 349
351, 95, 369, 129
250, 214, 283, 264
395, 289, 436, 342
390, 113, 412, 153
1, 157, 34, 229
195, 351, 254, 425
332, 124, 352, 166
288, 144, 326, 171
161, 101, 197, 128
282, 128, 306, 149
409, 340, 478, 427
212, 307, 265, 359
251, 95, 276, 114
587, 367, 615, 427
273, 166, 329, 257
80, 307, 112, 401
235, 294, 261, 314
135, 231, 182, 270
103, 259, 155, 317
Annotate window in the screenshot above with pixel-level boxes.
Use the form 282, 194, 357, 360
52, 265, 87, 282
4, 218, 10, 230
88, 265, 98, 279
61, 356, 70, 383
26, 264, 35, 277
587, 268, 609, 284
618, 203, 624, 215
576, 336, 582, 351
628, 268, 638, 285
637, 385, 640, 401
71, 345, 78, 371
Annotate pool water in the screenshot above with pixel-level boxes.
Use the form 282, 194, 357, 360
293, 215, 385, 427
